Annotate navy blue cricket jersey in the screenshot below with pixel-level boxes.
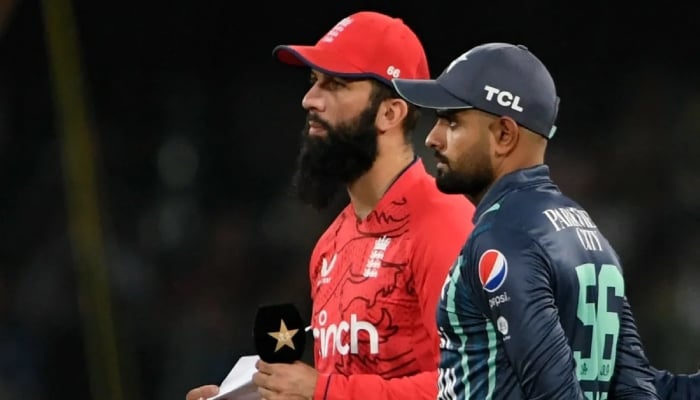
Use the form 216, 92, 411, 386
437, 165, 659, 400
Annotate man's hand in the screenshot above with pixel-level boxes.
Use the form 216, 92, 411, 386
252, 360, 319, 400
185, 384, 219, 400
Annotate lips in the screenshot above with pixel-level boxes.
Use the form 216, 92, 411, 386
306, 114, 333, 137
433, 151, 449, 165
308, 121, 324, 130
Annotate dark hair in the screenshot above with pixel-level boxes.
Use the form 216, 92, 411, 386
369, 80, 421, 139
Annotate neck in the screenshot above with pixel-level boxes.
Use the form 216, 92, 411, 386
347, 146, 414, 220
472, 149, 545, 207
472, 156, 543, 207
495, 158, 543, 182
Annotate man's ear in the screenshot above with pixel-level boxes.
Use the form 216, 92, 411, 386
375, 98, 408, 133
491, 116, 520, 157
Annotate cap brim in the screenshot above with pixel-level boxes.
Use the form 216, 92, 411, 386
392, 78, 472, 110
272, 45, 363, 76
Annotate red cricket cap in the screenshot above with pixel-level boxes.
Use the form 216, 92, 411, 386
272, 11, 430, 86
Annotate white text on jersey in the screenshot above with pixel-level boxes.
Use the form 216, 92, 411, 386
312, 310, 379, 358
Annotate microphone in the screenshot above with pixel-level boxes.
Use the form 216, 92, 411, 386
253, 303, 306, 363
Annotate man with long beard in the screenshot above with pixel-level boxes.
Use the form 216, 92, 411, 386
186, 21, 698, 400
186, 11, 474, 400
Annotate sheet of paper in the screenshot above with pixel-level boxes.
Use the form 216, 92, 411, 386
207, 355, 261, 400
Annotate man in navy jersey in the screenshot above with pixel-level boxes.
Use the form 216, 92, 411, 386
393, 42, 699, 399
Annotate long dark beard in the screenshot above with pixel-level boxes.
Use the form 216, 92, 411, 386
292, 104, 380, 210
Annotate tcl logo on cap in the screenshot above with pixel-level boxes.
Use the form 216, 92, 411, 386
483, 85, 524, 112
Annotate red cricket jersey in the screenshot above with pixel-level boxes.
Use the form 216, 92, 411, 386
308, 159, 474, 400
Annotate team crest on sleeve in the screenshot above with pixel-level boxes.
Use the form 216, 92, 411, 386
478, 249, 508, 293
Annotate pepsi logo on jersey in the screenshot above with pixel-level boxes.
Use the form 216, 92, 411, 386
478, 249, 508, 293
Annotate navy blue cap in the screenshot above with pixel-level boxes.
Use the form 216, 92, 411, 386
392, 42, 560, 139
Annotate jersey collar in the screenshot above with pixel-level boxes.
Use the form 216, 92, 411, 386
474, 164, 552, 224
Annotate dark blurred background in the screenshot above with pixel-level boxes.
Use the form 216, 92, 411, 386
1, 0, 699, 399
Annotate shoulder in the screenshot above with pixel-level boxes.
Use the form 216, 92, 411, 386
468, 220, 538, 256
309, 206, 350, 261
411, 183, 474, 239
409, 172, 475, 224
395, 178, 474, 264
479, 183, 583, 240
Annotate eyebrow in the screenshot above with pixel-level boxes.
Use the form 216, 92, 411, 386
435, 109, 459, 118
309, 71, 378, 94
310, 71, 359, 84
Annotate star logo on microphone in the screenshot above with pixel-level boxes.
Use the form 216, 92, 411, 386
267, 319, 299, 352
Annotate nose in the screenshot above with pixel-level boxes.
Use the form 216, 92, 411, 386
425, 123, 445, 151
301, 83, 324, 112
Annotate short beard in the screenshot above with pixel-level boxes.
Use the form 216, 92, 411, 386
435, 149, 494, 202
292, 103, 380, 210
